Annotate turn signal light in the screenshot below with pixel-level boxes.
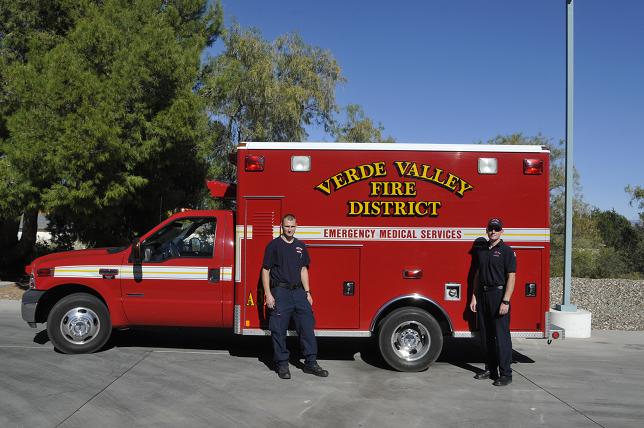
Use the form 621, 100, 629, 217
245, 155, 265, 172
37, 267, 55, 277
524, 159, 543, 175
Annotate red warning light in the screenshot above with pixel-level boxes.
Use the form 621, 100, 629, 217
245, 155, 265, 172
524, 159, 543, 175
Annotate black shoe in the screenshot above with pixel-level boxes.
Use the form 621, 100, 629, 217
303, 363, 329, 377
493, 375, 512, 386
277, 366, 291, 379
474, 370, 491, 380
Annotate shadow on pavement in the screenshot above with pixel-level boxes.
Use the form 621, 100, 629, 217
108, 327, 390, 370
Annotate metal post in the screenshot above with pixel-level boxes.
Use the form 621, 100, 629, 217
557, 0, 577, 312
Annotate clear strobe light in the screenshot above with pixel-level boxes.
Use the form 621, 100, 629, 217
478, 158, 498, 174
291, 156, 311, 172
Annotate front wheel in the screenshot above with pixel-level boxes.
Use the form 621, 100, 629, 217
46, 293, 112, 354
377, 307, 443, 371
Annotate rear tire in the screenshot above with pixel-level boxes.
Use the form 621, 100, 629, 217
46, 293, 112, 354
377, 307, 443, 372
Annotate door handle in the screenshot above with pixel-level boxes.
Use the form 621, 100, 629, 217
525, 282, 537, 297
99, 268, 118, 279
343, 281, 355, 296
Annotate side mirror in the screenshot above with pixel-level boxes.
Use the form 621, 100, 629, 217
130, 237, 141, 262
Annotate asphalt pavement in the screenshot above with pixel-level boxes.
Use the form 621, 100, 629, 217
1, 299, 642, 428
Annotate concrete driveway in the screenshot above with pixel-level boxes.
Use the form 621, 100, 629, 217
1, 300, 642, 428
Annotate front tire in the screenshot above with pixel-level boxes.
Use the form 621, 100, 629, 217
377, 307, 443, 371
46, 293, 112, 354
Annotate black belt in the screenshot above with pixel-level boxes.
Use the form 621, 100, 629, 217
481, 285, 504, 291
270, 281, 303, 290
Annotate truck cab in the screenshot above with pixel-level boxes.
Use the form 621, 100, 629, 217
22, 210, 234, 354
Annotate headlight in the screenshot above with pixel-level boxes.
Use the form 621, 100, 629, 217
29, 274, 35, 289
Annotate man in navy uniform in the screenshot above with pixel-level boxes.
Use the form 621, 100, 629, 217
469, 218, 516, 386
262, 214, 328, 379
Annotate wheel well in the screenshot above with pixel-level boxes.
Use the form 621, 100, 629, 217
35, 284, 107, 324
371, 296, 453, 336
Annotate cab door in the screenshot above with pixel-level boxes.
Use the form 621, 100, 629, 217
121, 214, 224, 327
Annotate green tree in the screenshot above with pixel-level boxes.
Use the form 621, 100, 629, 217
626, 185, 644, 222
593, 209, 638, 252
592, 208, 641, 276
333, 104, 395, 143
0, 0, 223, 273
625, 185, 644, 275
571, 246, 627, 279
0, 0, 83, 271
199, 26, 344, 181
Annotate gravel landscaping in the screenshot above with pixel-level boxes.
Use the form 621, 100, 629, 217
549, 277, 644, 331
0, 281, 27, 300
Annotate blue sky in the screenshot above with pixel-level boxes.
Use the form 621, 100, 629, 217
210, 0, 643, 220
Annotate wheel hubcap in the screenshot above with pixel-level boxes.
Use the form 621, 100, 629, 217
60, 307, 100, 345
390, 321, 430, 362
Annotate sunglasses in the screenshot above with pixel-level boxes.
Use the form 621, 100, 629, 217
487, 226, 502, 232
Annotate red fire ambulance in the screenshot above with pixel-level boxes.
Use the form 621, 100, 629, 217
21, 142, 561, 371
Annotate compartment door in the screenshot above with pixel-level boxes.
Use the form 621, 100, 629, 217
243, 198, 281, 329
510, 247, 544, 331
307, 245, 360, 329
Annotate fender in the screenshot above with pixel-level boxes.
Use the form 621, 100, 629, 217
34, 282, 128, 327
369, 293, 454, 334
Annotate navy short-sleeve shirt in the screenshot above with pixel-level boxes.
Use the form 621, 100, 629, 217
477, 239, 516, 286
262, 237, 310, 285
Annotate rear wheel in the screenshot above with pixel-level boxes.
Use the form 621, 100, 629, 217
377, 307, 443, 371
47, 293, 112, 354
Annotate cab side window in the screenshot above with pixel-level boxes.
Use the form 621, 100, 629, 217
141, 217, 216, 262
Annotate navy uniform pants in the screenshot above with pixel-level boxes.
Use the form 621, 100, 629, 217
268, 287, 317, 368
477, 288, 513, 377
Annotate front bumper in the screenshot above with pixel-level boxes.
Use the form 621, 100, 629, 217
21, 289, 46, 327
